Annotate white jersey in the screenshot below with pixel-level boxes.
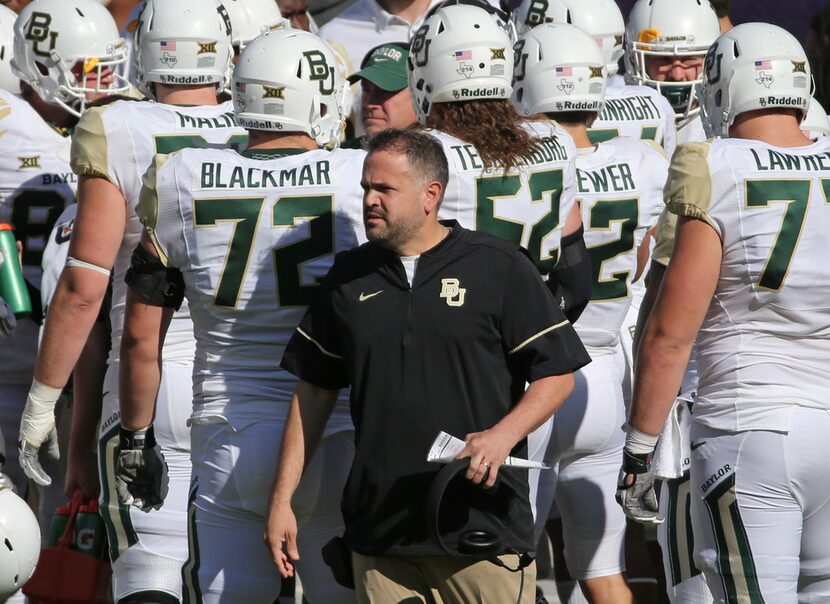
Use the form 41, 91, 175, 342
575, 138, 667, 352
677, 113, 707, 146
591, 75, 677, 159
41, 204, 76, 316
0, 90, 75, 283
138, 146, 366, 427
432, 120, 578, 275
0, 90, 75, 385
71, 100, 246, 365
666, 138, 830, 432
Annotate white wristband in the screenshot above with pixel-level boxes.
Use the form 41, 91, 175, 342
624, 423, 659, 455
19, 378, 63, 446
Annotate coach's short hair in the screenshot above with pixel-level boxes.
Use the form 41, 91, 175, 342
364, 128, 449, 196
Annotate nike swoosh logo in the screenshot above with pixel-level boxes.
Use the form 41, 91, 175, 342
359, 290, 383, 302
690, 441, 706, 452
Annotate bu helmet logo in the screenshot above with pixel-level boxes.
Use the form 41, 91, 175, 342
411, 24, 430, 68
524, 0, 550, 28
217, 4, 232, 36
303, 50, 334, 95
25, 12, 58, 58
512, 39, 527, 82
440, 278, 466, 307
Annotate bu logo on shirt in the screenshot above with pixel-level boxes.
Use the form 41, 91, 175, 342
440, 278, 466, 307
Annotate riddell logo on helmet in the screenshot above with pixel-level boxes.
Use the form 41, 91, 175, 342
239, 117, 283, 130
158, 74, 214, 84
451, 87, 506, 99
758, 96, 806, 107
555, 101, 598, 110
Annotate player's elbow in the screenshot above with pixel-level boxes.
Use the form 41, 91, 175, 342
641, 317, 695, 359
52, 269, 108, 317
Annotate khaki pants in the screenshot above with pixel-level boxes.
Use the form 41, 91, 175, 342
352, 552, 536, 604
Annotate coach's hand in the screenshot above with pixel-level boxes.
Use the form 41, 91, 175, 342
457, 427, 516, 489
616, 447, 663, 525
265, 501, 299, 578
115, 424, 168, 512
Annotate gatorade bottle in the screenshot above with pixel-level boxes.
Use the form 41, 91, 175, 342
47, 504, 71, 548
74, 499, 106, 558
0, 224, 31, 316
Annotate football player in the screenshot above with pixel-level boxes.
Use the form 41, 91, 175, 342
624, 0, 721, 145
119, 28, 359, 604
221, 0, 288, 56
620, 23, 830, 603
512, 22, 667, 604
624, 3, 722, 602
1, 0, 127, 526
16, 1, 245, 602
512, 0, 677, 155
409, 4, 589, 322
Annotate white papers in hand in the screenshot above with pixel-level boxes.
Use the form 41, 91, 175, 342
426, 431, 550, 470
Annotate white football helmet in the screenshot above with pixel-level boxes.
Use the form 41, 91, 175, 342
11, 0, 130, 116
0, 478, 40, 598
511, 22, 605, 117
408, 4, 513, 123
802, 97, 830, 139
511, 0, 624, 75
625, 0, 720, 123
221, 0, 288, 53
232, 29, 349, 148
698, 23, 812, 138
134, 0, 233, 98
0, 5, 19, 94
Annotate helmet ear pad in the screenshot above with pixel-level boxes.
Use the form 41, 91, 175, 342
426, 459, 534, 571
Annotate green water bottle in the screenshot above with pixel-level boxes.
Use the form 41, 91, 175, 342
47, 504, 71, 547
74, 499, 106, 558
0, 224, 32, 317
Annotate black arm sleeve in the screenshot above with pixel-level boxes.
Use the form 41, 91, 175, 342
547, 226, 592, 324
124, 244, 185, 310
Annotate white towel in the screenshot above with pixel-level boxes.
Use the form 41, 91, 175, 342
652, 397, 693, 479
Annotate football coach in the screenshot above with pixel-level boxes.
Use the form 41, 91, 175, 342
265, 128, 590, 603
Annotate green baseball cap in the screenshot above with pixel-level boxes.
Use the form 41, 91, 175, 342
347, 42, 410, 92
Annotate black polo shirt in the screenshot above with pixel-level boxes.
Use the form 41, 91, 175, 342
281, 222, 590, 557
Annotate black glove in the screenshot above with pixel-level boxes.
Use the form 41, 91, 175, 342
115, 425, 169, 512
616, 448, 663, 525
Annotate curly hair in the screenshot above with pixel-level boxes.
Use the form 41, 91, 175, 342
424, 99, 541, 172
